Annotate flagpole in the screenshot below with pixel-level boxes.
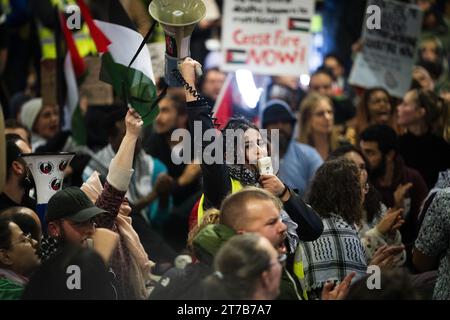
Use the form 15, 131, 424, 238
123, 20, 163, 119
212, 72, 234, 117
54, 5, 66, 129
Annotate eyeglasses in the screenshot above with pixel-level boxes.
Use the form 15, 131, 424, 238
10, 233, 34, 247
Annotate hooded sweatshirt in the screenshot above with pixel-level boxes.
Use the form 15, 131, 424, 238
261, 99, 323, 197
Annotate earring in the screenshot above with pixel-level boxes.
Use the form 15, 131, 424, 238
364, 183, 370, 194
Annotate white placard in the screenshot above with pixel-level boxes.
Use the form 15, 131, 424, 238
221, 0, 314, 76
349, 0, 423, 98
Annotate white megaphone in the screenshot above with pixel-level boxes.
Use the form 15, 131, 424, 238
149, 0, 206, 87
21, 152, 75, 231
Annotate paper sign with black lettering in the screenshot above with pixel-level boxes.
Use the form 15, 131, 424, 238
349, 0, 423, 98
221, 0, 313, 76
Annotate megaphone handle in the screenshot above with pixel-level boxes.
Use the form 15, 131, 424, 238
172, 68, 205, 103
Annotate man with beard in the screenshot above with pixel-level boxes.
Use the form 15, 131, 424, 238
0, 135, 36, 212
146, 93, 201, 206
145, 92, 202, 251
360, 124, 428, 252
41, 108, 156, 299
151, 188, 348, 300
261, 99, 323, 197
82, 106, 179, 265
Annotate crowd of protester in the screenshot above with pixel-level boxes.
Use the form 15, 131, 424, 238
0, 0, 450, 300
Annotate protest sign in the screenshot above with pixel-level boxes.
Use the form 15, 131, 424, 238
79, 56, 113, 106
221, 0, 314, 76
41, 59, 58, 107
349, 0, 423, 98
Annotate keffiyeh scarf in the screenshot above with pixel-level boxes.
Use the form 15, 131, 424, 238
299, 213, 367, 291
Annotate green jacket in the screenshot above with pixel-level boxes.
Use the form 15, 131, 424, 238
192, 224, 236, 265
193, 224, 303, 300
0, 277, 24, 300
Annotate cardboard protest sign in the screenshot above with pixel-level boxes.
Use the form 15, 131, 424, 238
349, 0, 423, 98
41, 59, 58, 107
42, 57, 113, 108
221, 0, 314, 76
79, 56, 113, 106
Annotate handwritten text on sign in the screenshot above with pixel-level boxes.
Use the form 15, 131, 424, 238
222, 0, 314, 76
349, 0, 423, 98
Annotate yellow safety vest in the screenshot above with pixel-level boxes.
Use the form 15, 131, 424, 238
1, 0, 10, 15
38, 0, 97, 59
197, 178, 242, 225
197, 177, 308, 300
294, 244, 309, 300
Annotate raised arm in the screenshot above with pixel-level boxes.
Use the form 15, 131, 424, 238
180, 58, 231, 208
95, 108, 143, 229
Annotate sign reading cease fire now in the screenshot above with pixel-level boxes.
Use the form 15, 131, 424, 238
221, 0, 313, 76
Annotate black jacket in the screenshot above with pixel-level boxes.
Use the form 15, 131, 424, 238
186, 100, 323, 242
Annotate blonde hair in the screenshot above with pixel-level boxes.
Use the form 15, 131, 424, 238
297, 92, 340, 151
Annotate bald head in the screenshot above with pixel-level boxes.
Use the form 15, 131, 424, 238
219, 188, 287, 252
220, 187, 281, 230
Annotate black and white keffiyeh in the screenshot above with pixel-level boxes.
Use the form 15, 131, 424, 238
227, 164, 260, 186
299, 213, 367, 291
39, 236, 60, 262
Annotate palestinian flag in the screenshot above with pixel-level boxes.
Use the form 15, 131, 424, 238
78, 0, 158, 125
60, 12, 87, 145
225, 49, 247, 65
288, 17, 311, 32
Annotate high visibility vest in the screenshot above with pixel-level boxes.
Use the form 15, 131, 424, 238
196, 177, 308, 300
196, 178, 242, 225
38, 0, 96, 59
294, 244, 309, 300
1, 0, 10, 15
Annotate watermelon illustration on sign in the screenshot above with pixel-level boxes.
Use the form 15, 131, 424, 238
50, 178, 62, 191
59, 160, 69, 172
39, 162, 54, 175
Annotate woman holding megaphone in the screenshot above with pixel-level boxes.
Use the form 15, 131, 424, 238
179, 58, 324, 299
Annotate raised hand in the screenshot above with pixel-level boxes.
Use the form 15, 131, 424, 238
179, 57, 202, 89
376, 208, 404, 235
125, 107, 143, 138
369, 244, 404, 270
259, 174, 286, 198
393, 183, 413, 209
321, 272, 356, 300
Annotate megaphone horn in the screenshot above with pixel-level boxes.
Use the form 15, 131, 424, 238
20, 152, 75, 232
149, 0, 206, 87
